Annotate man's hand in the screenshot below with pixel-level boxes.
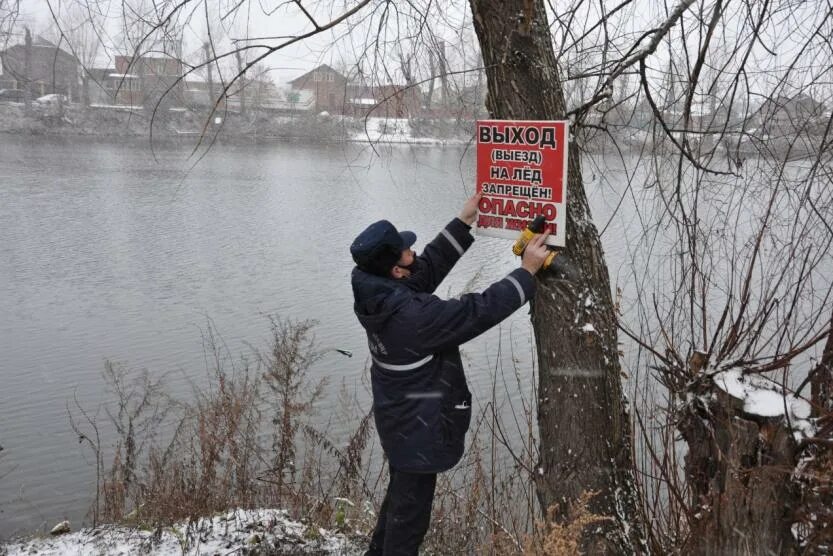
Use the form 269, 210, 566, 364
458, 192, 482, 226
521, 232, 551, 275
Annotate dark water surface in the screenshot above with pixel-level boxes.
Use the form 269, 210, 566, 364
2, 136, 595, 536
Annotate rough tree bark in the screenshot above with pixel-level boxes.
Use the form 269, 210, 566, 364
681, 382, 800, 554
468, 1, 643, 552
796, 312, 833, 549
678, 314, 833, 553
811, 311, 833, 416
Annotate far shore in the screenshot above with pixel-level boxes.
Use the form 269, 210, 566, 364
0, 103, 475, 147
2, 103, 826, 164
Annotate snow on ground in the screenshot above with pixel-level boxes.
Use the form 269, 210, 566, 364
2, 509, 363, 555
712, 369, 816, 440
349, 117, 469, 145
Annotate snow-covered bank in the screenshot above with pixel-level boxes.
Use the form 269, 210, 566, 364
347, 116, 471, 145
2, 509, 363, 555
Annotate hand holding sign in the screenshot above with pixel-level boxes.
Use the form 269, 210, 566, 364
459, 192, 483, 226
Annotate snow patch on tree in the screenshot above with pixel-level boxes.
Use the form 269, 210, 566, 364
712, 369, 816, 440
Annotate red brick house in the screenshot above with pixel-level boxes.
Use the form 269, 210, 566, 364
112, 54, 185, 107
289, 64, 349, 113
289, 64, 419, 117
365, 84, 420, 118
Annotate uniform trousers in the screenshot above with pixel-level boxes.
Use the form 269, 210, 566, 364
365, 466, 438, 556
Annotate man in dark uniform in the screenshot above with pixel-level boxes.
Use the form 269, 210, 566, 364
350, 193, 550, 555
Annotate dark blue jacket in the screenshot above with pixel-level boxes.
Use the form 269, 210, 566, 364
351, 218, 536, 473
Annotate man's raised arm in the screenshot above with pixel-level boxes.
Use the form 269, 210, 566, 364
405, 193, 482, 293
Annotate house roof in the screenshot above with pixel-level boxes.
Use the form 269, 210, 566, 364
1, 35, 77, 60
288, 64, 345, 85
31, 35, 60, 48
757, 93, 826, 116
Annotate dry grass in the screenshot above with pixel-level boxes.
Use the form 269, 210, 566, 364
522, 492, 610, 556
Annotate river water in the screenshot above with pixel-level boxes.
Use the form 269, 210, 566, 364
5, 134, 831, 538
13, 132, 830, 540
0, 136, 644, 537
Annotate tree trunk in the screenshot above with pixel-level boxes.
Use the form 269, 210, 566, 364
810, 311, 833, 416
426, 50, 436, 111
468, 1, 643, 552
24, 27, 32, 113
235, 50, 246, 117
796, 311, 833, 550
681, 383, 800, 554
437, 41, 450, 108
204, 42, 214, 109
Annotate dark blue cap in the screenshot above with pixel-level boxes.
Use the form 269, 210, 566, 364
351, 220, 416, 276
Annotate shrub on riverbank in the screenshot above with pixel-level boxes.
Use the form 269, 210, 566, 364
64, 317, 567, 554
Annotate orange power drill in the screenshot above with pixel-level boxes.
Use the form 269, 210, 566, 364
512, 215, 556, 269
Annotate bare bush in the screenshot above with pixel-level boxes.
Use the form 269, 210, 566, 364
68, 318, 331, 531
68, 317, 597, 552
258, 317, 325, 510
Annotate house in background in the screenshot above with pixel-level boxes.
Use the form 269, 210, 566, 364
241, 76, 282, 111
364, 84, 420, 118
289, 64, 419, 117
86, 68, 121, 106
183, 75, 211, 108
456, 82, 487, 118
218, 74, 284, 113
111, 53, 185, 108
82, 54, 184, 109
86, 68, 143, 107
754, 93, 828, 137
263, 87, 315, 112
288, 64, 349, 114
0, 34, 79, 100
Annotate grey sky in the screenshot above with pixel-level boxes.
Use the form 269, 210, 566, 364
16, 0, 833, 102
22, 0, 336, 85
